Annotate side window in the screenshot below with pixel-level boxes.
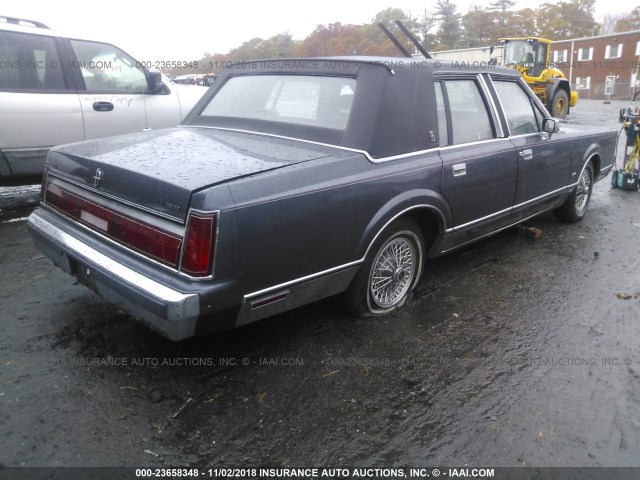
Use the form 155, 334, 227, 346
440, 80, 493, 145
69, 40, 147, 92
532, 104, 545, 131
0, 31, 67, 91
493, 81, 539, 136
434, 82, 449, 147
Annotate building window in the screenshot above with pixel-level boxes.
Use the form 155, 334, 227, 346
636, 41, 640, 56
553, 50, 567, 62
575, 77, 591, 90
577, 47, 593, 61
605, 44, 623, 58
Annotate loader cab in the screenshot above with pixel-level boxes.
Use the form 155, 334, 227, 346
501, 38, 550, 79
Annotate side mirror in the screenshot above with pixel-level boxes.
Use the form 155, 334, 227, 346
146, 70, 164, 93
542, 118, 559, 134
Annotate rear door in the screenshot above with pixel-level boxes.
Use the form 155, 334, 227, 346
0, 29, 82, 176
437, 76, 518, 235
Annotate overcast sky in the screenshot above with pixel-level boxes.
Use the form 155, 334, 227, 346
4, 0, 629, 63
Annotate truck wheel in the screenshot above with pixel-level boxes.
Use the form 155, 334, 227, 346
550, 90, 569, 118
554, 163, 593, 222
344, 219, 424, 317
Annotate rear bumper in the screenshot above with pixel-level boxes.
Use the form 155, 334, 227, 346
28, 208, 201, 341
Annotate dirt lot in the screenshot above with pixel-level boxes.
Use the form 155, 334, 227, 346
1, 100, 639, 476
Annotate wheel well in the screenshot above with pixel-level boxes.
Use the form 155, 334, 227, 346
549, 83, 569, 101
403, 208, 442, 253
588, 154, 601, 177
546, 81, 569, 100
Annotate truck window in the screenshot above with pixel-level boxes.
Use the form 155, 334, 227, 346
0, 31, 67, 91
493, 81, 539, 136
69, 39, 148, 92
440, 79, 493, 145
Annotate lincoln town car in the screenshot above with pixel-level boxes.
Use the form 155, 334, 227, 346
27, 58, 617, 340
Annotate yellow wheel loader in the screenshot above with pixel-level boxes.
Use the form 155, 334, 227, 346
496, 37, 578, 118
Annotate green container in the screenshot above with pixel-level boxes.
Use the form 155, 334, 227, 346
612, 170, 639, 190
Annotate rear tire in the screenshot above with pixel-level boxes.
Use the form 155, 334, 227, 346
550, 89, 569, 118
555, 163, 593, 222
344, 219, 424, 317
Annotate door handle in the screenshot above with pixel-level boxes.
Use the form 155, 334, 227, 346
519, 149, 533, 160
452, 163, 467, 177
93, 101, 114, 112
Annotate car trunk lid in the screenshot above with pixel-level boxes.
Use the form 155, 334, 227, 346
45, 127, 334, 222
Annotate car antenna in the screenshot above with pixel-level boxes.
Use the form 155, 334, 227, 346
377, 21, 432, 60
378, 23, 412, 58
394, 20, 432, 59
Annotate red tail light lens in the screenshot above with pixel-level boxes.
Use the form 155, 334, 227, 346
45, 182, 218, 278
181, 210, 217, 277
45, 182, 183, 268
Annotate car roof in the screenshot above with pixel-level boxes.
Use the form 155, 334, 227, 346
187, 55, 522, 158
225, 55, 519, 78
0, 15, 62, 37
0, 15, 115, 44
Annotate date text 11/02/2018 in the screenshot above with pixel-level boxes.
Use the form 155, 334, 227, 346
134, 467, 496, 478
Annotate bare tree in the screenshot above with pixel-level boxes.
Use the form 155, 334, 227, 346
599, 13, 627, 34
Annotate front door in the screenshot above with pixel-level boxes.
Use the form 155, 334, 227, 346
491, 79, 571, 210
67, 38, 150, 140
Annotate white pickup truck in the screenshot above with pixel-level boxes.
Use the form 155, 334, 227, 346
0, 16, 207, 180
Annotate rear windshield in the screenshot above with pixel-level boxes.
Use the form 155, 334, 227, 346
200, 75, 356, 130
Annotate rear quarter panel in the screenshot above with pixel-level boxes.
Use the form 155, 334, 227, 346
226, 151, 447, 295
561, 125, 617, 182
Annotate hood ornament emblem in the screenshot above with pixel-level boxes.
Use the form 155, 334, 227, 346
92, 168, 103, 188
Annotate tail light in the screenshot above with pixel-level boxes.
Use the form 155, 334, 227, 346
45, 182, 183, 267
45, 182, 218, 278
180, 210, 217, 277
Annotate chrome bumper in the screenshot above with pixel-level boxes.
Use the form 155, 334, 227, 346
27, 209, 200, 341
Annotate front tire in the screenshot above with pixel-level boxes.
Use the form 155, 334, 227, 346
344, 219, 424, 316
555, 163, 593, 222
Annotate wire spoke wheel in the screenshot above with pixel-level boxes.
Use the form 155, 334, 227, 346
369, 237, 417, 309
343, 218, 424, 317
575, 167, 592, 216
555, 162, 593, 223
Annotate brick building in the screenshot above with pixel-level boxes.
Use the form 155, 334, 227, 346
430, 30, 640, 101
550, 30, 640, 100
